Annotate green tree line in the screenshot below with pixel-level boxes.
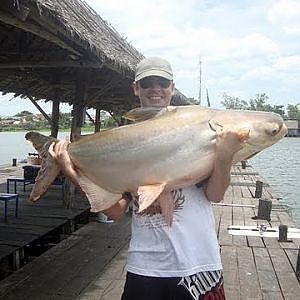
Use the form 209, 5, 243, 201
0, 111, 118, 132
221, 93, 300, 122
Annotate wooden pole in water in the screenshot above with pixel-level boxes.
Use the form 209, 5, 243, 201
278, 224, 288, 242
241, 160, 247, 169
255, 181, 263, 198
256, 198, 272, 221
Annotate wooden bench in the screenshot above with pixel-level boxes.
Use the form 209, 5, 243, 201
0, 193, 19, 221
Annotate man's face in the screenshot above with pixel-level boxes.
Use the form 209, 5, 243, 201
133, 76, 174, 107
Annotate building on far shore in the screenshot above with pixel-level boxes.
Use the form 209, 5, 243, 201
285, 120, 300, 137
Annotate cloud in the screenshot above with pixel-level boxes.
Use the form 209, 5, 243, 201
273, 55, 300, 71
268, 0, 300, 35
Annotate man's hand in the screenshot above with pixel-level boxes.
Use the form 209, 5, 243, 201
204, 129, 249, 203
215, 129, 249, 162
48, 139, 78, 184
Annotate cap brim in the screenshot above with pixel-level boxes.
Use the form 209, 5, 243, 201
135, 69, 173, 81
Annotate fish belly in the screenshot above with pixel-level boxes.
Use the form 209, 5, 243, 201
68, 121, 215, 193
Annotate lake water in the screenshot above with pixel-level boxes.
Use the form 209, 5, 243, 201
250, 137, 300, 227
0, 132, 299, 226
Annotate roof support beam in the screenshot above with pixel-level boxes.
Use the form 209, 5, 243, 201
0, 10, 81, 56
0, 60, 104, 69
29, 97, 52, 124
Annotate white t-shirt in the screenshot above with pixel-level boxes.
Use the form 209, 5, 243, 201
126, 185, 222, 277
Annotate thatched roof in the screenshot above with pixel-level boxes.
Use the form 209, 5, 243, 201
0, 0, 191, 114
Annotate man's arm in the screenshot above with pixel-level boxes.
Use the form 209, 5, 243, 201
103, 193, 131, 220
203, 130, 248, 203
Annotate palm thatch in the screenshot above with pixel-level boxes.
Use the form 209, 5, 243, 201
0, 0, 191, 115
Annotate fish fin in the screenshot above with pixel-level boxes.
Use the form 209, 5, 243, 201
157, 192, 174, 226
237, 128, 250, 142
25, 132, 62, 201
76, 170, 122, 212
25, 131, 58, 160
30, 158, 61, 201
137, 182, 167, 212
123, 106, 177, 122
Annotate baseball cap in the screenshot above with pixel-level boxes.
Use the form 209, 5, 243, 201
135, 57, 173, 82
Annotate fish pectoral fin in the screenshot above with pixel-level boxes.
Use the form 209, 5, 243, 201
123, 106, 177, 122
237, 128, 250, 142
157, 192, 175, 226
76, 170, 122, 212
137, 182, 167, 213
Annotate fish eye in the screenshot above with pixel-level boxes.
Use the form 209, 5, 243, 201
266, 124, 280, 136
272, 128, 278, 135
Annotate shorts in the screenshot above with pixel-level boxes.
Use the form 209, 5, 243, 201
121, 270, 226, 300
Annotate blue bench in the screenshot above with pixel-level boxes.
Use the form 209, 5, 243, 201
0, 193, 19, 221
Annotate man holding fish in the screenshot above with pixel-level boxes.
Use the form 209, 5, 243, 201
49, 57, 252, 299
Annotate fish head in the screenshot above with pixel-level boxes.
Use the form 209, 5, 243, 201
211, 110, 287, 163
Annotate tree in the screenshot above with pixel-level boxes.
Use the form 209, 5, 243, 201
14, 111, 33, 117
221, 93, 248, 110
248, 94, 286, 117
59, 113, 72, 129
248, 93, 271, 111
287, 104, 300, 121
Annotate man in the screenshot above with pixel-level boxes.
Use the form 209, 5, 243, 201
50, 57, 246, 300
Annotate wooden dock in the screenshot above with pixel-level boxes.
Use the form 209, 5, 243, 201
0, 163, 299, 299
0, 163, 90, 279
217, 164, 300, 299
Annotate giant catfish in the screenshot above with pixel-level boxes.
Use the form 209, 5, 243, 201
25, 105, 287, 224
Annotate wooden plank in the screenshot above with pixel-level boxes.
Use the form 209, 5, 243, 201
231, 171, 259, 176
244, 206, 266, 248
232, 206, 247, 247
240, 185, 253, 198
218, 207, 233, 246
268, 248, 300, 299
252, 248, 282, 295
0, 219, 131, 300
0, 216, 68, 228
284, 249, 299, 273
230, 181, 269, 187
237, 247, 262, 299
221, 245, 240, 300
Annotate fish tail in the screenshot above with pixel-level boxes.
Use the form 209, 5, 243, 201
25, 132, 61, 201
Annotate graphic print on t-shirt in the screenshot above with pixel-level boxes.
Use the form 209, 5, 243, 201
133, 189, 185, 225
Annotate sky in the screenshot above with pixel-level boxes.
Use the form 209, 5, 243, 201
1, 0, 300, 116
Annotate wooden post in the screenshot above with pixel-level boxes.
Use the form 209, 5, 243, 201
64, 72, 88, 209
278, 224, 288, 242
255, 180, 263, 198
241, 160, 246, 169
95, 108, 101, 133
296, 248, 300, 280
50, 98, 60, 138
256, 198, 272, 221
